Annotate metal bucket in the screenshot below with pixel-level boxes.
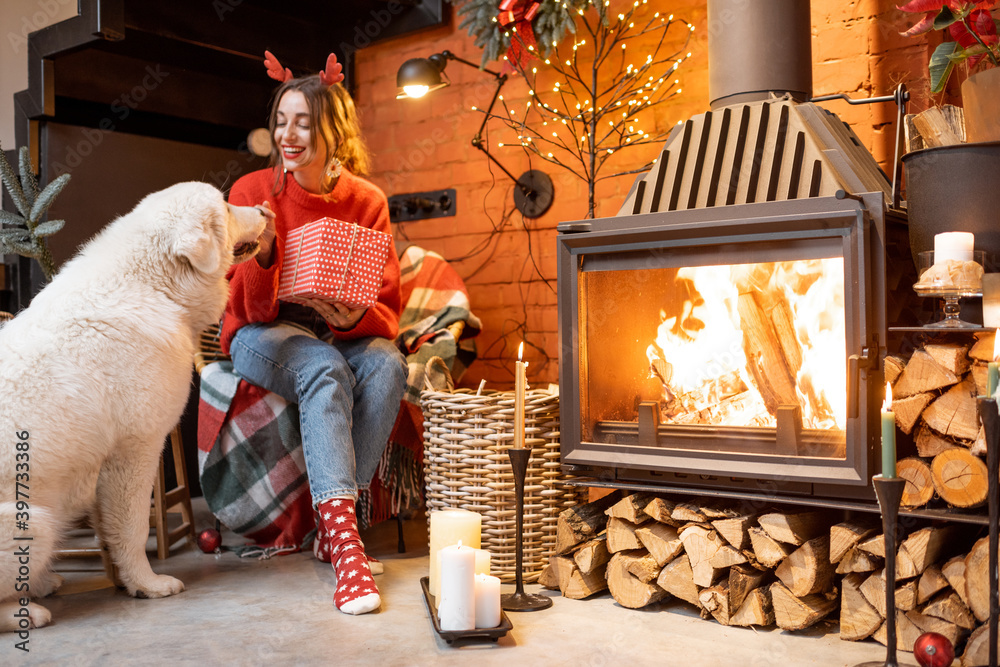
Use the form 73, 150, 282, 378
902, 142, 1000, 272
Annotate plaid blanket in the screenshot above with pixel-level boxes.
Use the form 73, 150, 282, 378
197, 246, 479, 557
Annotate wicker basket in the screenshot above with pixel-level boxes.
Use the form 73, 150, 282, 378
420, 387, 585, 583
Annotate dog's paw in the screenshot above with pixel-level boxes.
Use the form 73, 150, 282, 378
128, 574, 185, 599
34, 572, 64, 598
27, 603, 52, 628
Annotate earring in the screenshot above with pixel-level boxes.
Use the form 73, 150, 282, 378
325, 156, 343, 181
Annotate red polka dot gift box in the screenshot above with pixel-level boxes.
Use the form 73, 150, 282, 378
277, 217, 392, 310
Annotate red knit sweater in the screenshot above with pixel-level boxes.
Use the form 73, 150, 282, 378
221, 168, 401, 354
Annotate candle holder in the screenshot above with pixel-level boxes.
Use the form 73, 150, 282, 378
501, 447, 553, 612
855, 475, 907, 667
976, 396, 999, 667
913, 250, 985, 329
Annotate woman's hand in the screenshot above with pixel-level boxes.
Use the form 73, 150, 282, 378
300, 298, 368, 330
254, 201, 277, 268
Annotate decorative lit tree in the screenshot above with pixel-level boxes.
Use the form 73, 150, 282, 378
457, 0, 694, 218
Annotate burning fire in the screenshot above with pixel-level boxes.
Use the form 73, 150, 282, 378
646, 259, 846, 430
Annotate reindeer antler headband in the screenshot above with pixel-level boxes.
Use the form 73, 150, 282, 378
263, 50, 344, 86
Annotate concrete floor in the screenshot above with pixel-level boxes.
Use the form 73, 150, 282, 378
6, 499, 904, 667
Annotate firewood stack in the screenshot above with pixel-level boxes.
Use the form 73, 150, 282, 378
539, 491, 994, 665
888, 333, 994, 509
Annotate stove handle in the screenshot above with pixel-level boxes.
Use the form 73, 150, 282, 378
847, 347, 873, 420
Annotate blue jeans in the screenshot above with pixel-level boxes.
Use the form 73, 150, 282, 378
230, 320, 407, 505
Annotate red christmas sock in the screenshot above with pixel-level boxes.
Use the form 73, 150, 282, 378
312, 518, 383, 574
316, 497, 381, 615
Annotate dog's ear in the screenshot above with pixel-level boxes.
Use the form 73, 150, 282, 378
172, 207, 226, 275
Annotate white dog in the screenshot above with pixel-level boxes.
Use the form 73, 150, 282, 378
0, 181, 268, 631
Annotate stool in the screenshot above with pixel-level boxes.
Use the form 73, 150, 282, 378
53, 425, 197, 577
150, 426, 197, 560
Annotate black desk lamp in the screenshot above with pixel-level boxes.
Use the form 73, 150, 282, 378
396, 50, 554, 218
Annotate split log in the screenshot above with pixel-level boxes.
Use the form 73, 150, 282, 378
897, 457, 935, 507
972, 364, 990, 399
923, 378, 980, 442
634, 523, 683, 567
961, 623, 990, 667
840, 572, 882, 641
969, 331, 995, 361
643, 497, 681, 526
916, 425, 963, 458
624, 551, 662, 584
897, 525, 960, 579
562, 563, 609, 600
860, 568, 918, 617
606, 551, 668, 609
548, 555, 577, 591
917, 563, 950, 604
770, 581, 837, 631
749, 526, 792, 568
893, 349, 960, 398
605, 492, 657, 524
923, 590, 976, 630
942, 555, 971, 608
656, 554, 702, 609
538, 561, 560, 589
555, 489, 624, 554
924, 342, 972, 376
965, 536, 991, 623
573, 536, 611, 575
671, 502, 708, 524
931, 448, 989, 508
892, 393, 934, 435
708, 544, 748, 569
712, 514, 757, 551
680, 524, 727, 587
606, 517, 645, 553
774, 536, 833, 597
757, 510, 826, 546
910, 105, 966, 147
857, 533, 885, 558
835, 546, 881, 574
699, 583, 732, 625
906, 610, 963, 653
728, 563, 769, 611
897, 580, 919, 612
830, 519, 879, 564
729, 587, 773, 627
873, 609, 923, 651
971, 425, 987, 457
884, 355, 906, 385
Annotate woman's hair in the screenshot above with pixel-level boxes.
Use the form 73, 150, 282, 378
267, 75, 371, 190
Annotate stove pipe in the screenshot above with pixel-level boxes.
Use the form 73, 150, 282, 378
708, 0, 813, 110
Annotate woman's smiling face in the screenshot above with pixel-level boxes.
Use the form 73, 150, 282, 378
274, 90, 328, 191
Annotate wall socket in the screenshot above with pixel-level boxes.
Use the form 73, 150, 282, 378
388, 188, 456, 223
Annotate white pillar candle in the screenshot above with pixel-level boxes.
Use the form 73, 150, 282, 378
934, 232, 975, 263
438, 541, 476, 631
474, 549, 491, 576
474, 573, 502, 629
429, 509, 481, 598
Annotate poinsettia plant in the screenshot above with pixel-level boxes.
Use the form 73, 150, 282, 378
899, 0, 1000, 93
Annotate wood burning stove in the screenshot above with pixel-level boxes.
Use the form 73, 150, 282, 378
557, 194, 890, 499
556, 0, 907, 503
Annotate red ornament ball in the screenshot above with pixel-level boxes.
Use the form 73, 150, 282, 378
197, 528, 222, 554
913, 632, 954, 667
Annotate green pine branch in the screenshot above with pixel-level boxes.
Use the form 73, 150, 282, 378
0, 143, 70, 281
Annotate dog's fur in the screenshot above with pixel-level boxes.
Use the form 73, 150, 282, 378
0, 182, 267, 631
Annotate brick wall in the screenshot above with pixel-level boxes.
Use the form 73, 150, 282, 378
353, 0, 949, 390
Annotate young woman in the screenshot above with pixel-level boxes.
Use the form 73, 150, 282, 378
221, 53, 406, 616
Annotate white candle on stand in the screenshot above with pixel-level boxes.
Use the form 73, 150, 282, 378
515, 342, 527, 449
438, 541, 476, 631
474, 573, 502, 629
429, 509, 481, 598
934, 232, 975, 263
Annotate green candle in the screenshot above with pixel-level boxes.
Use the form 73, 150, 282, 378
881, 381, 896, 478
988, 361, 998, 398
